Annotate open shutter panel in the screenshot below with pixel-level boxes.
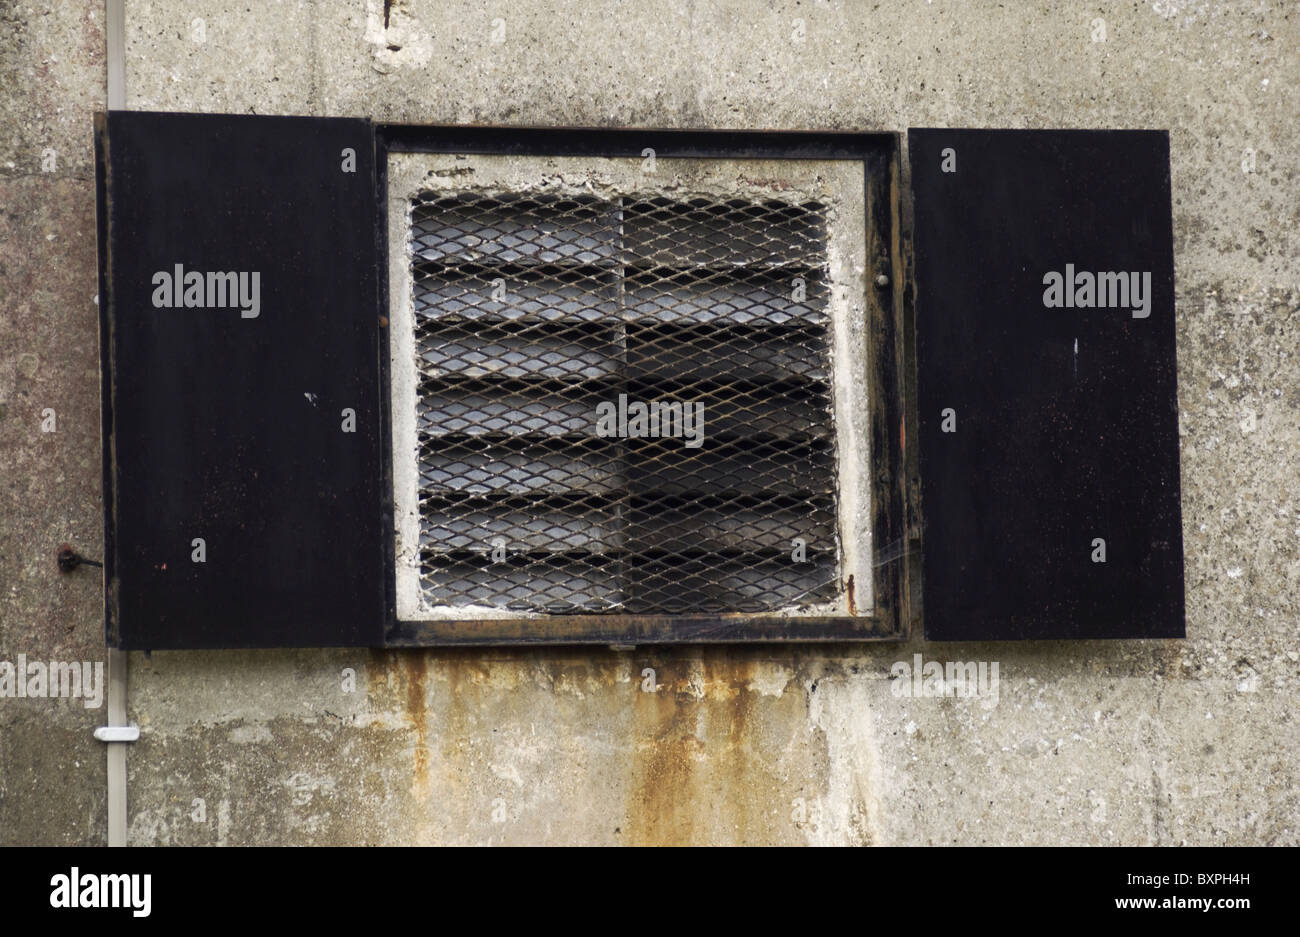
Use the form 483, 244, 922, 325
910, 129, 1185, 640
96, 111, 385, 649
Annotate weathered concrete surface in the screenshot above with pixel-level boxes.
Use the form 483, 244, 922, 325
0, 2, 107, 843
2, 1, 1297, 845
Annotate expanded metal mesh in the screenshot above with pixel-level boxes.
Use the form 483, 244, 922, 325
410, 190, 840, 614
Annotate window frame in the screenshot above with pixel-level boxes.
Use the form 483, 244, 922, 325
376, 125, 910, 646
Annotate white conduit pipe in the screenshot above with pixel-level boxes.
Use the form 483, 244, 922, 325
102, 0, 130, 849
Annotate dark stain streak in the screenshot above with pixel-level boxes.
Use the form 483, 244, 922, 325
383, 0, 393, 29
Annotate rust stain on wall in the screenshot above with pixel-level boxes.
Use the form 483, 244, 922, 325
623, 652, 804, 846
363, 646, 838, 844
399, 652, 430, 801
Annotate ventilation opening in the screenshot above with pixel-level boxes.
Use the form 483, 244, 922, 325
388, 154, 871, 621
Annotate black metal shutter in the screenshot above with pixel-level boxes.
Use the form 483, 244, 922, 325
910, 129, 1184, 640
95, 111, 384, 648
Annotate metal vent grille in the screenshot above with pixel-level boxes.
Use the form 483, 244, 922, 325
409, 191, 840, 614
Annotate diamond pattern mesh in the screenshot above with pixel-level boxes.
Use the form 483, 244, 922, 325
409, 190, 841, 614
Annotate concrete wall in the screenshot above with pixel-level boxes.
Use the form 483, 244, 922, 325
2, 0, 1296, 845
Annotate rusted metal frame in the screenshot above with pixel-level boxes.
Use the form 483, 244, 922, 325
377, 125, 910, 646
